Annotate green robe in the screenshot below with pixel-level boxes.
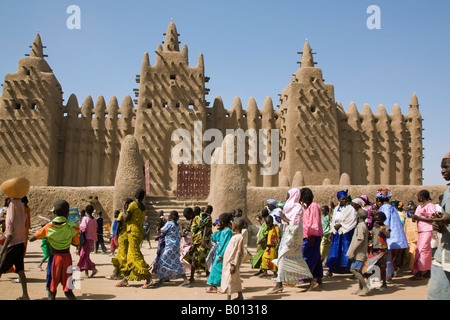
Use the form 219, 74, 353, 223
251, 222, 268, 269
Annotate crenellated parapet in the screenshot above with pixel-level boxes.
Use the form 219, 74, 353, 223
336, 95, 423, 185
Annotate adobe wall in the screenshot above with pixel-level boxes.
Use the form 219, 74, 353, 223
0, 186, 115, 227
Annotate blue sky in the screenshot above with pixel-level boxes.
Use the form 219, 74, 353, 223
0, 0, 449, 186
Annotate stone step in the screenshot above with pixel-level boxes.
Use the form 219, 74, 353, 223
144, 196, 209, 236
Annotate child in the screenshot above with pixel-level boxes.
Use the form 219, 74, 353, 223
142, 215, 152, 249
180, 207, 194, 276
95, 211, 107, 254
252, 208, 269, 275
0, 197, 30, 300
220, 217, 245, 300
30, 200, 79, 300
77, 205, 98, 278
37, 223, 51, 271
363, 211, 391, 290
206, 212, 233, 293
404, 201, 418, 271
260, 215, 281, 278
109, 210, 120, 256
182, 205, 213, 283
320, 205, 331, 263
347, 208, 369, 296
150, 210, 168, 276
155, 211, 191, 287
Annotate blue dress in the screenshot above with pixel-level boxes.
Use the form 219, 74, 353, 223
157, 221, 185, 280
378, 204, 408, 250
206, 228, 233, 287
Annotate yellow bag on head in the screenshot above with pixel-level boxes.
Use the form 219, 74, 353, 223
1, 178, 30, 199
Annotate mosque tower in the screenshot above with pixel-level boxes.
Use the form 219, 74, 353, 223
134, 20, 210, 196
0, 33, 64, 185
278, 40, 340, 186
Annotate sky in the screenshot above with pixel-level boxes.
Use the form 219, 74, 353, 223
0, 0, 448, 186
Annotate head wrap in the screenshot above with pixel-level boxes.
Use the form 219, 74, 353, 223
376, 189, 392, 200
277, 201, 285, 209
337, 189, 348, 199
352, 198, 365, 208
360, 195, 370, 204
443, 152, 450, 159
282, 188, 303, 225
267, 199, 277, 206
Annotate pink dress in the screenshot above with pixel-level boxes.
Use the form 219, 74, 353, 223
413, 202, 435, 273
77, 216, 97, 271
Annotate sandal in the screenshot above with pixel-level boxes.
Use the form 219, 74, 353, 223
141, 281, 154, 289
115, 281, 128, 287
206, 286, 217, 293
268, 286, 283, 294
106, 275, 120, 280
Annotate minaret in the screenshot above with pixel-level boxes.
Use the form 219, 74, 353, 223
133, 20, 209, 196
0, 33, 63, 186
163, 19, 180, 52
279, 40, 340, 185
406, 93, 423, 185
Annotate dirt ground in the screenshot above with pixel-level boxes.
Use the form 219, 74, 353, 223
0, 239, 429, 301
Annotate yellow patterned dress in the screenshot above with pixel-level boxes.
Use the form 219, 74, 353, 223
112, 202, 150, 281
261, 225, 281, 272
111, 212, 129, 275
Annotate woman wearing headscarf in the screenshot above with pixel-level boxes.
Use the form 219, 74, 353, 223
325, 189, 357, 277
269, 188, 312, 294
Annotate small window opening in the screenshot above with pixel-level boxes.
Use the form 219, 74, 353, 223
170, 75, 176, 80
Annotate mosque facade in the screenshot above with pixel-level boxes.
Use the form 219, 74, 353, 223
0, 21, 423, 197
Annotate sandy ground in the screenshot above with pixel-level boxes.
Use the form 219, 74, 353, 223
0, 239, 429, 301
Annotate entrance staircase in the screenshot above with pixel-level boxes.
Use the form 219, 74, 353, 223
144, 196, 209, 237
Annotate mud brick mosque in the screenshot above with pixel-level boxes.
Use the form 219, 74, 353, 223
0, 21, 434, 230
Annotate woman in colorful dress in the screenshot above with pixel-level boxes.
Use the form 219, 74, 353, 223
108, 198, 133, 280
325, 190, 357, 277
410, 190, 435, 280
269, 188, 312, 294
115, 189, 153, 288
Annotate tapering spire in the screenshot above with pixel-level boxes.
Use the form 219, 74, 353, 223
410, 92, 419, 107
30, 33, 44, 58
141, 52, 150, 72
299, 39, 316, 68
163, 20, 180, 52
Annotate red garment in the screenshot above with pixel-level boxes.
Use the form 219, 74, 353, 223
50, 253, 73, 292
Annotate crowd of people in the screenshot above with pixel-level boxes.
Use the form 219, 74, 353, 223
0, 152, 449, 300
